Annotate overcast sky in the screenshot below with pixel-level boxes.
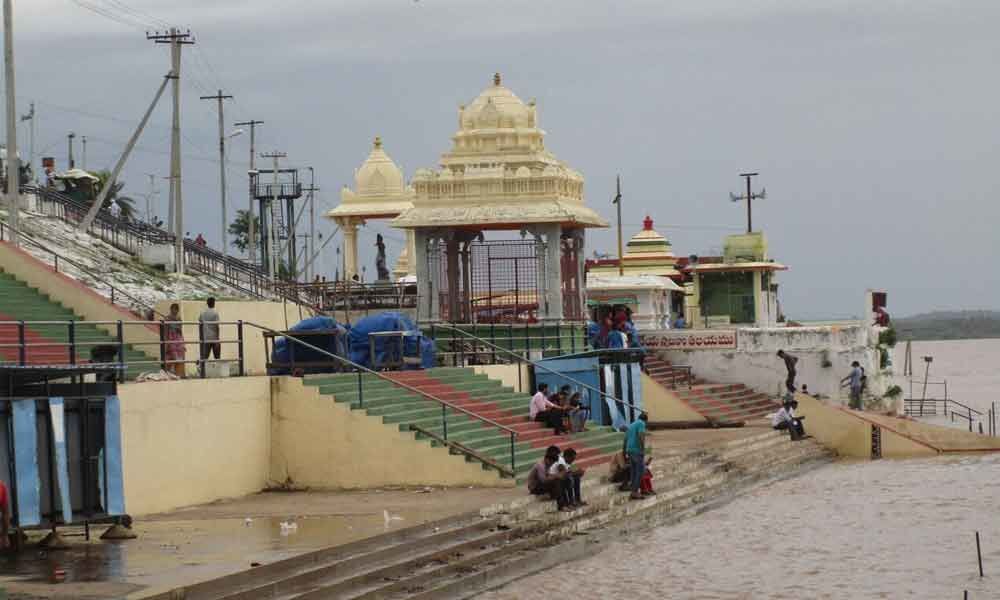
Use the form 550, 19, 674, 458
6, 0, 999, 318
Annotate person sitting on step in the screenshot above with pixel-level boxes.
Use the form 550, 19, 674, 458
566, 392, 589, 433
529, 383, 566, 435
772, 397, 806, 440
551, 447, 586, 508
526, 446, 572, 511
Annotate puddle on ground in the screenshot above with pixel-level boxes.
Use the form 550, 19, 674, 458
0, 512, 395, 587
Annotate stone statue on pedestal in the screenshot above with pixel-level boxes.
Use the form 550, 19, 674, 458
375, 233, 390, 281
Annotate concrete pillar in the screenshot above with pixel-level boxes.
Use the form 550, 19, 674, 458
406, 229, 417, 276
413, 229, 438, 322
543, 223, 563, 321
339, 217, 361, 280
752, 271, 763, 327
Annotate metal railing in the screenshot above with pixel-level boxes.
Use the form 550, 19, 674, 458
0, 320, 246, 382
0, 220, 161, 319
429, 323, 646, 427
248, 321, 518, 476
427, 321, 589, 370
274, 280, 418, 318
903, 397, 993, 435
22, 185, 297, 303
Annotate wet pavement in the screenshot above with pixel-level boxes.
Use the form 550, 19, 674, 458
0, 486, 521, 599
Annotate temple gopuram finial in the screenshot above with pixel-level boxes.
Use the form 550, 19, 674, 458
493, 72, 501, 86
643, 215, 654, 230
373, 136, 383, 149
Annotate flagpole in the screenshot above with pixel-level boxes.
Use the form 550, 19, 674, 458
614, 175, 623, 276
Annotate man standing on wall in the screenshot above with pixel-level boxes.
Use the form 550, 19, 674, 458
841, 361, 865, 410
776, 349, 798, 393
199, 297, 222, 374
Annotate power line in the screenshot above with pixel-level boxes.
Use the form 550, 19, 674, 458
66, 0, 149, 30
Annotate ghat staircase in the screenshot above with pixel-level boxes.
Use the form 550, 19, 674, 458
302, 367, 624, 480
645, 356, 780, 424
0, 270, 150, 378
140, 427, 832, 600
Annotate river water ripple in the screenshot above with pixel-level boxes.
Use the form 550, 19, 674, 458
480, 455, 1000, 599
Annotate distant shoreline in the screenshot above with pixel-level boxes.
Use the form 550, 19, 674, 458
893, 310, 1000, 342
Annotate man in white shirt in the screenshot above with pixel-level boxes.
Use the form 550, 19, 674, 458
529, 383, 566, 434
772, 396, 806, 440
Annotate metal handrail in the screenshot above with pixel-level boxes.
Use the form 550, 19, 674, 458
431, 322, 646, 422
246, 321, 520, 473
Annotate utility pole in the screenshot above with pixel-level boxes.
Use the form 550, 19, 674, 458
145, 173, 158, 224
81, 135, 87, 170
19, 101, 33, 183
305, 167, 319, 282
67, 132, 75, 169
730, 172, 766, 234
234, 119, 263, 263
200, 90, 233, 258
148, 28, 194, 273
261, 150, 285, 280
3, 0, 19, 247
612, 175, 623, 276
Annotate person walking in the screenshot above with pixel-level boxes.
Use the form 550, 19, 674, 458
841, 361, 864, 409
776, 350, 798, 393
163, 303, 186, 378
198, 297, 222, 374
625, 413, 649, 500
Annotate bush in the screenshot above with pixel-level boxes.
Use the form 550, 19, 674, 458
884, 385, 902, 399
878, 327, 898, 348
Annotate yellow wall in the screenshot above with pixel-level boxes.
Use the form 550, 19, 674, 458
154, 299, 315, 376
0, 242, 161, 360
269, 377, 510, 489
473, 363, 531, 395
795, 393, 937, 459
119, 377, 272, 516
641, 373, 707, 423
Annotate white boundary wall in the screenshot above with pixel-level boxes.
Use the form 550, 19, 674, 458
646, 324, 890, 403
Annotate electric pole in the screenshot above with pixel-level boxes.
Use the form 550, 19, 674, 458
148, 28, 194, 273
729, 172, 766, 233
612, 175, 623, 276
305, 167, 319, 282
67, 132, 75, 169
261, 150, 286, 280
145, 173, 158, 224
19, 101, 33, 184
81, 135, 87, 170
3, 0, 20, 247
200, 90, 233, 258
234, 119, 263, 263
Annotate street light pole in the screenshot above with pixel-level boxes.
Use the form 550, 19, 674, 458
613, 175, 623, 276
3, 0, 20, 247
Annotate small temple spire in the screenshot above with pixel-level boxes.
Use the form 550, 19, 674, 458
373, 136, 383, 149
643, 215, 654, 230
493, 72, 501, 86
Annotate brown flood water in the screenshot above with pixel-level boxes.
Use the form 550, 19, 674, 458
481, 454, 1000, 599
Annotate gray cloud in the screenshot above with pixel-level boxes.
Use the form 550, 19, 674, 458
7, 0, 997, 318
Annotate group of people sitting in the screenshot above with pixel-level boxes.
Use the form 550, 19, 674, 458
529, 383, 589, 435
526, 413, 655, 512
526, 445, 587, 511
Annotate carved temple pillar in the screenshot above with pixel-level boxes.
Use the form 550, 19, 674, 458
337, 217, 363, 280
541, 223, 564, 321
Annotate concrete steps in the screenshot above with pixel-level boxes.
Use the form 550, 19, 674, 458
645, 356, 779, 424
168, 429, 831, 600
306, 368, 624, 478
0, 271, 149, 378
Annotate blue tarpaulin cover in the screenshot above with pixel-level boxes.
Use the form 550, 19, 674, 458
270, 312, 434, 374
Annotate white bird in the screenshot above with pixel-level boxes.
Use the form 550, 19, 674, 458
383, 510, 404, 528
279, 520, 298, 535
244, 518, 253, 527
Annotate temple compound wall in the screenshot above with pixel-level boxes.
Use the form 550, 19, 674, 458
646, 324, 891, 406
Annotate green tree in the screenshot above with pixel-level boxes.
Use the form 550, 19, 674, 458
228, 209, 261, 253
91, 170, 137, 220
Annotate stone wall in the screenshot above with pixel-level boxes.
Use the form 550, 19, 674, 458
650, 324, 891, 404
